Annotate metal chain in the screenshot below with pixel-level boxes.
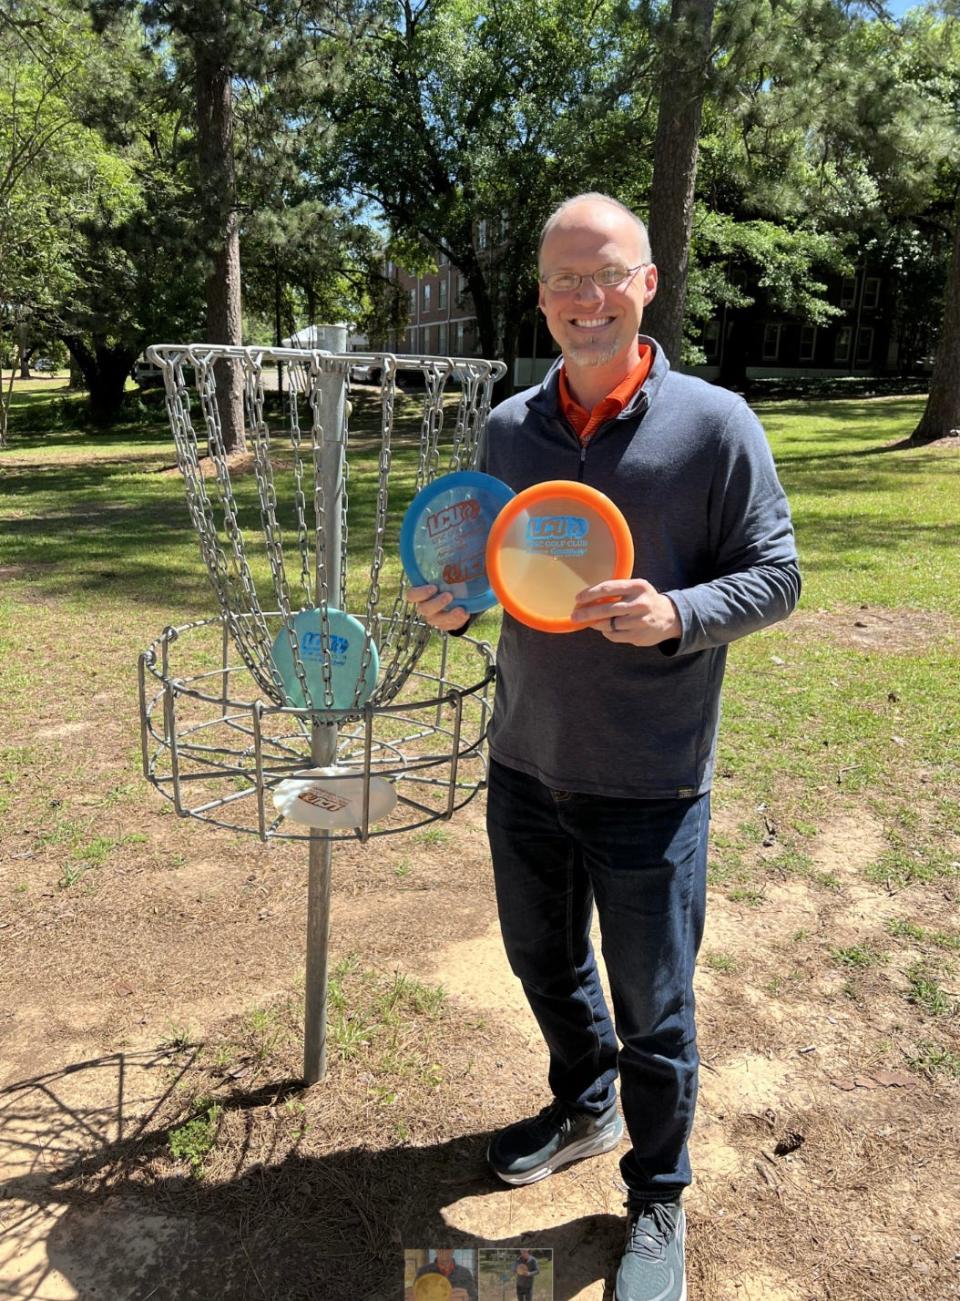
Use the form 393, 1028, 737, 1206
246, 355, 314, 709
150, 345, 505, 712
169, 351, 277, 699
450, 363, 484, 469
358, 358, 396, 703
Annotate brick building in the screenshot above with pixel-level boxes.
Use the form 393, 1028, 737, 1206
380, 252, 913, 390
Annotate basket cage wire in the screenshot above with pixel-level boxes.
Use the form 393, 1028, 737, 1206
139, 342, 505, 841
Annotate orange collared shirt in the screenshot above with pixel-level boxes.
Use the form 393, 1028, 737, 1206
558, 345, 653, 444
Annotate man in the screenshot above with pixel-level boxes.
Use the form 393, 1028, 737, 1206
513, 1249, 539, 1300
408, 193, 799, 1301
407, 1248, 477, 1301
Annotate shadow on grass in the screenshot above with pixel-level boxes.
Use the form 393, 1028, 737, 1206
755, 398, 925, 425
5, 388, 952, 613
786, 514, 960, 572
1, 1051, 622, 1301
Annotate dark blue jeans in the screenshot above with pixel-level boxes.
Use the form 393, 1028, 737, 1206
486, 759, 709, 1200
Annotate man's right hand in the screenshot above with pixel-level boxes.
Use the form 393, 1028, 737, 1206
407, 584, 470, 633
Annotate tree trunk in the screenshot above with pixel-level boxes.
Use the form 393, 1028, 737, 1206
911, 197, 960, 443
0, 357, 15, 447
274, 254, 284, 398
469, 271, 512, 402
18, 322, 31, 378
61, 334, 136, 423
717, 310, 750, 395
643, 0, 716, 367
195, 51, 245, 452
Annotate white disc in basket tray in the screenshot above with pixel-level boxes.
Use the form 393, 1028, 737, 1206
272, 766, 397, 830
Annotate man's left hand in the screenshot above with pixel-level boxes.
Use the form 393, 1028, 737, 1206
449, 1290, 470, 1301
570, 578, 681, 646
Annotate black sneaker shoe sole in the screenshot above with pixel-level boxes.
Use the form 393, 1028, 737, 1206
488, 1112, 624, 1186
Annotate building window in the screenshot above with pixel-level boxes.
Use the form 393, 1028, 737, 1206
703, 319, 720, 361
478, 219, 488, 249
862, 277, 881, 310
799, 324, 817, 363
439, 278, 447, 309
409, 288, 416, 314
840, 277, 857, 309
438, 322, 448, 355
458, 273, 467, 300
834, 326, 852, 362
855, 327, 874, 364
456, 321, 465, 353
423, 283, 431, 311
437, 251, 447, 267
762, 323, 781, 362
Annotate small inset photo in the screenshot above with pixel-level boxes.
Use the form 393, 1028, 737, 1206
404, 1248, 479, 1301
478, 1248, 554, 1301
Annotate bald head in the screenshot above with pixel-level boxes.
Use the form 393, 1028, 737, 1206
538, 194, 652, 269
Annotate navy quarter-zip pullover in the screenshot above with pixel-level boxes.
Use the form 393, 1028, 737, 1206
478, 337, 800, 798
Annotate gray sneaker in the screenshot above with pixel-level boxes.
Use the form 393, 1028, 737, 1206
615, 1200, 686, 1301
487, 1098, 623, 1186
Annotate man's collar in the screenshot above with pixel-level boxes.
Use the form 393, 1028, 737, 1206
527, 335, 668, 419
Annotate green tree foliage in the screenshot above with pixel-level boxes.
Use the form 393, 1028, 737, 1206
326, 0, 657, 395
0, 2, 142, 431
88, 0, 362, 441
0, 1, 209, 427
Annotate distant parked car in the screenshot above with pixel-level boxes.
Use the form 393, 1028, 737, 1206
33, 357, 56, 372
133, 357, 165, 387
348, 361, 380, 384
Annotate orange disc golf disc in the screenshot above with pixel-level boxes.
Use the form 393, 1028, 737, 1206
485, 480, 634, 633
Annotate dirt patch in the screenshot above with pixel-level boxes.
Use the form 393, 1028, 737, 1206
0, 564, 59, 580
783, 604, 960, 654
157, 451, 256, 479
31, 722, 93, 741
3, 594, 960, 1301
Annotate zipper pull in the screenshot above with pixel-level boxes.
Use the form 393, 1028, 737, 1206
578, 442, 587, 480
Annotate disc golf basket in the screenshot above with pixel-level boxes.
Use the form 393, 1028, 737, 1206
137, 332, 505, 1082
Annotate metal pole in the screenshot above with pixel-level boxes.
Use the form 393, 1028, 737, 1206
303, 323, 347, 1085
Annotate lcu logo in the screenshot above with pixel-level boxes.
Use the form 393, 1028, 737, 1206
427, 498, 481, 538
298, 786, 349, 812
443, 554, 484, 585
526, 515, 589, 540
301, 632, 349, 655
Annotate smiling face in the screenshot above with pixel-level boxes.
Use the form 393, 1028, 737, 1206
538, 199, 657, 379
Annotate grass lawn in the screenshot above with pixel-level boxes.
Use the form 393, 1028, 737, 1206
1, 375, 958, 1299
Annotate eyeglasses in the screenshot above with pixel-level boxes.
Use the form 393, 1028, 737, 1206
539, 264, 646, 293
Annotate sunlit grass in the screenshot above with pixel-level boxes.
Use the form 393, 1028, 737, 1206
757, 396, 960, 614
2, 386, 958, 823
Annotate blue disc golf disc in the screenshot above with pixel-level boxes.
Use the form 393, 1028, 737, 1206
399, 470, 515, 614
269, 607, 379, 710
